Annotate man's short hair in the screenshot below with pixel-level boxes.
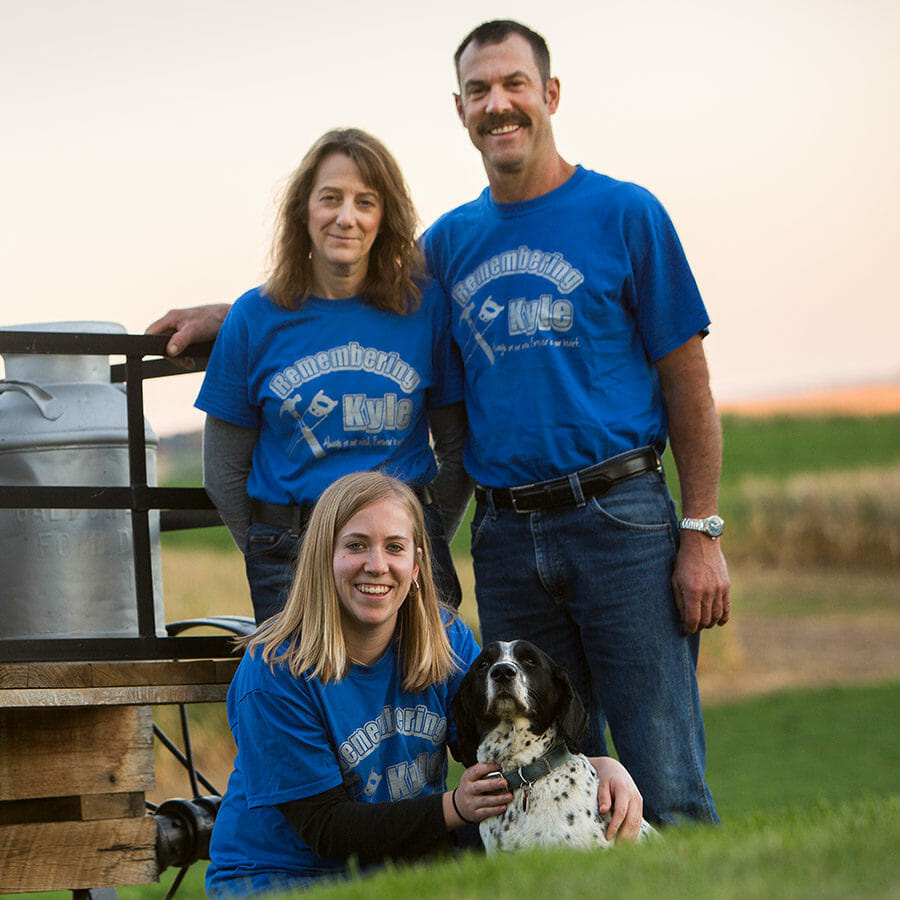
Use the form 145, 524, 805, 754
454, 20, 551, 85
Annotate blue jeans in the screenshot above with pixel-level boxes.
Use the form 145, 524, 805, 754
244, 502, 462, 624
471, 469, 719, 825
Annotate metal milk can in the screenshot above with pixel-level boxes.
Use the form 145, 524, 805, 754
0, 321, 165, 638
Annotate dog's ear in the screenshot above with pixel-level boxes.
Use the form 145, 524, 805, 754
551, 664, 589, 751
450, 665, 482, 768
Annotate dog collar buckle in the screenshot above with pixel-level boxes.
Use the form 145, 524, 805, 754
517, 768, 534, 812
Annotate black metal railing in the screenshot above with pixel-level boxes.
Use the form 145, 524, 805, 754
0, 329, 241, 662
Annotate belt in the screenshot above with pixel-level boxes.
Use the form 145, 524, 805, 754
251, 483, 434, 531
250, 499, 312, 533
474, 446, 661, 514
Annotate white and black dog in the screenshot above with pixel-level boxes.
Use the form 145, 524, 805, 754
452, 640, 656, 852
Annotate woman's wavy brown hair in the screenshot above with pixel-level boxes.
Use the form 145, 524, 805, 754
266, 128, 425, 314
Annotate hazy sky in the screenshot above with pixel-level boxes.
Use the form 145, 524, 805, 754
2, 0, 898, 435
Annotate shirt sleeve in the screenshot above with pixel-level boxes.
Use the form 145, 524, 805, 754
235, 672, 346, 808
195, 296, 260, 429
202, 414, 256, 550
278, 785, 453, 864
627, 192, 710, 362
428, 402, 473, 540
425, 280, 465, 410
444, 616, 482, 749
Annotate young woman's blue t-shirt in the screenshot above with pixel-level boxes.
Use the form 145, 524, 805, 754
205, 614, 480, 895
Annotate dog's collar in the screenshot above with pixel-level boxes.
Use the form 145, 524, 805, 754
500, 743, 575, 790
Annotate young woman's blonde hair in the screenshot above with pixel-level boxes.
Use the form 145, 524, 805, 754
266, 128, 425, 314
243, 472, 459, 692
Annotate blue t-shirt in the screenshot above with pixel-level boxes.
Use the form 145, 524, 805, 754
421, 166, 710, 488
195, 282, 464, 505
205, 614, 480, 894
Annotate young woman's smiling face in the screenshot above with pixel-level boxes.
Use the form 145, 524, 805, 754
332, 497, 420, 660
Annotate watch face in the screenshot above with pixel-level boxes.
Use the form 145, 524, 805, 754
706, 515, 725, 537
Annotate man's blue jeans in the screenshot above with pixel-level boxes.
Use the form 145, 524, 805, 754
471, 469, 719, 825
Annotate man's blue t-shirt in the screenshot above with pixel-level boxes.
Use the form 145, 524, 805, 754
421, 166, 710, 488
206, 614, 480, 894
195, 282, 464, 505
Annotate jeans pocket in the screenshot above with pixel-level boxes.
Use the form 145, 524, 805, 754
244, 523, 296, 561
469, 505, 491, 552
587, 475, 673, 533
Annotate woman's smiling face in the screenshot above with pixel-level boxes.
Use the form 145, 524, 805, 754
307, 152, 383, 288
332, 497, 420, 656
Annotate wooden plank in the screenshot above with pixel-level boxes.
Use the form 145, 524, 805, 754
0, 658, 239, 691
0, 682, 231, 708
216, 658, 241, 683
0, 816, 158, 891
90, 659, 222, 687
0, 663, 94, 691
0, 706, 154, 801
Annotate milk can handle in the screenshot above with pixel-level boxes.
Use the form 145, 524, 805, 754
0, 380, 65, 420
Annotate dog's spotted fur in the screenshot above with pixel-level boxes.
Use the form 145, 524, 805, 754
452, 640, 656, 852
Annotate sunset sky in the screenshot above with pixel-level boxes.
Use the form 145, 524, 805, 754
2, 0, 898, 435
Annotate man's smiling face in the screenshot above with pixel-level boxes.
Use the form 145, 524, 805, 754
454, 33, 560, 180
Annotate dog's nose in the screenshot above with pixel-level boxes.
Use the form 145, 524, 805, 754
490, 662, 517, 682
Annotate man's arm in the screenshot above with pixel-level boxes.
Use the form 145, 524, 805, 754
655, 334, 731, 634
145, 303, 231, 359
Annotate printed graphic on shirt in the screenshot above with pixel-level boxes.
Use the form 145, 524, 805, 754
450, 245, 583, 364
266, 342, 422, 460
337, 703, 448, 801
279, 391, 338, 458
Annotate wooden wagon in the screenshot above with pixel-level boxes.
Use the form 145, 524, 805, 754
0, 330, 239, 897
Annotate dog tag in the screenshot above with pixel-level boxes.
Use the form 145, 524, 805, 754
522, 781, 533, 813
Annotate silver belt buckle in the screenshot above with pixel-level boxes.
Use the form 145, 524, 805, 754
509, 479, 540, 513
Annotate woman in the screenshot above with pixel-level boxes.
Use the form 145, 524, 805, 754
195, 129, 469, 622
206, 472, 646, 896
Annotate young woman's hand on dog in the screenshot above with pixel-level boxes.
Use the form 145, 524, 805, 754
443, 762, 513, 828
589, 756, 646, 842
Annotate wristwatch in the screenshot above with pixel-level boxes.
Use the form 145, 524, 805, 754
679, 515, 725, 539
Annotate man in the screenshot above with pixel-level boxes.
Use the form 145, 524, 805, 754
419, 20, 729, 826
148, 19, 729, 825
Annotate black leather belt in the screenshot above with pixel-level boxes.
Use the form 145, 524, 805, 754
250, 498, 313, 533
251, 484, 434, 531
475, 447, 661, 513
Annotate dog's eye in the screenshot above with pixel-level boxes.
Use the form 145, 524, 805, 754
521, 655, 538, 668
477, 658, 491, 671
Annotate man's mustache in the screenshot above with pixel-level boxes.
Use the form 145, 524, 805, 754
478, 114, 530, 135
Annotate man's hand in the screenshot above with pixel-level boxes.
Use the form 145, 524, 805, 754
672, 532, 731, 634
589, 756, 645, 843
145, 304, 230, 363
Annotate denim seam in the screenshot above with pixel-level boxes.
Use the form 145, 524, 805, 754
529, 511, 563, 603
681, 637, 717, 822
